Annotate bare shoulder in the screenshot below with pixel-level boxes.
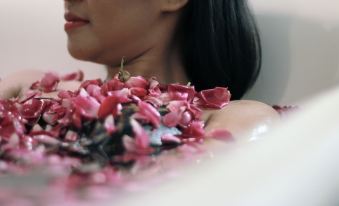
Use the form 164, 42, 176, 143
203, 100, 280, 138
0, 69, 45, 99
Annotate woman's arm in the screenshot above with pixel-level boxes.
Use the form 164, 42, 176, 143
0, 70, 81, 99
0, 70, 45, 99
203, 100, 280, 139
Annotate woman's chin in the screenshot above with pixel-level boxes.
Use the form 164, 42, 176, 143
67, 46, 97, 63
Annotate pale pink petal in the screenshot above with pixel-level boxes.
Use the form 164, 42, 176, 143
162, 111, 182, 127
104, 115, 116, 134
39, 72, 60, 93
130, 118, 149, 149
205, 129, 234, 141
125, 76, 149, 89
168, 84, 196, 102
61, 70, 84, 81
64, 131, 79, 142
161, 134, 181, 144
72, 88, 100, 119
135, 101, 161, 128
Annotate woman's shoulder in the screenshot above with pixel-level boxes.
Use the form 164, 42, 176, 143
0, 69, 46, 99
203, 100, 280, 138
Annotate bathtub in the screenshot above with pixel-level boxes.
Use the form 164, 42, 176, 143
0, 0, 339, 205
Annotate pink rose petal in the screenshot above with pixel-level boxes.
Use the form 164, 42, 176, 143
195, 87, 231, 109
72, 88, 100, 119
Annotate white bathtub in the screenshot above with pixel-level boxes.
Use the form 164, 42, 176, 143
0, 0, 339, 205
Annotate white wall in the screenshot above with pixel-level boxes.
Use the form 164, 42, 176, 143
245, 0, 339, 104
0, 0, 106, 80
0, 0, 338, 104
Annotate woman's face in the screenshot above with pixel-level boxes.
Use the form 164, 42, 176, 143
64, 0, 162, 66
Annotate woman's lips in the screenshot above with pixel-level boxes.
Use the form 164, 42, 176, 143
64, 12, 90, 31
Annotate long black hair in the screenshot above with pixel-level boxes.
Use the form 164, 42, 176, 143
178, 0, 261, 100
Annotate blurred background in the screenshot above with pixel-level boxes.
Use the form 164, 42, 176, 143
0, 0, 338, 105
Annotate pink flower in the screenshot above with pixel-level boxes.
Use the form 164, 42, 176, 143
195, 87, 231, 109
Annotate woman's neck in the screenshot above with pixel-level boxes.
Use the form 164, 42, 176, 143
106, 46, 188, 84
106, 11, 188, 84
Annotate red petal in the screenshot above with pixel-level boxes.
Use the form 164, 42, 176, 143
20, 99, 45, 119
125, 76, 149, 89
130, 87, 148, 98
107, 88, 131, 103
195, 87, 231, 109
61, 70, 84, 81
182, 120, 205, 139
86, 84, 105, 102
39, 72, 60, 93
101, 78, 125, 94
162, 111, 182, 127
72, 89, 100, 119
168, 84, 196, 102
80, 79, 103, 89
135, 101, 161, 127
98, 96, 120, 119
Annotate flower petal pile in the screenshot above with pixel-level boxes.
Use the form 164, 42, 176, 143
0, 70, 231, 187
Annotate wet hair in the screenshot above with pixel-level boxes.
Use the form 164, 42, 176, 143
178, 0, 261, 100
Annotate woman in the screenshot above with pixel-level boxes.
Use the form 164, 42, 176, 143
0, 0, 278, 138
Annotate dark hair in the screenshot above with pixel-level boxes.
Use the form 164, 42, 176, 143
178, 0, 261, 100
